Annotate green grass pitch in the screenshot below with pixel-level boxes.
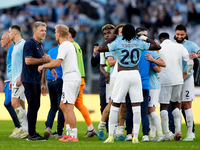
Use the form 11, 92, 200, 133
0, 121, 199, 150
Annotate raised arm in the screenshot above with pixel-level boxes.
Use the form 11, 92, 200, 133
138, 35, 161, 50
98, 34, 117, 52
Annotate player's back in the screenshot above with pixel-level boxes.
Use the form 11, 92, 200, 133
57, 41, 80, 81
108, 38, 150, 68
159, 39, 189, 86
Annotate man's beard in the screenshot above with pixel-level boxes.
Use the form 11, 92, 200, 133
174, 36, 185, 43
56, 39, 60, 44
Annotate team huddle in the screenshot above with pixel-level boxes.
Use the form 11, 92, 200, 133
92, 23, 199, 143
0, 21, 199, 143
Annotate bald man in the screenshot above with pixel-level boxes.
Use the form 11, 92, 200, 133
0, 33, 21, 138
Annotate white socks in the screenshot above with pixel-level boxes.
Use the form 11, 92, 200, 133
150, 111, 163, 136
132, 106, 141, 138
22, 109, 28, 131
98, 121, 106, 131
70, 128, 78, 138
172, 108, 181, 134
185, 108, 193, 137
115, 126, 124, 135
87, 124, 94, 131
149, 114, 156, 138
66, 124, 70, 135
160, 110, 170, 138
180, 109, 182, 131
108, 105, 119, 136
15, 106, 28, 131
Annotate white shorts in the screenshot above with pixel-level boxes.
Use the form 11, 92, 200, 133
159, 84, 182, 104
12, 83, 25, 102
109, 62, 118, 99
111, 70, 143, 103
148, 89, 160, 107
108, 77, 116, 99
61, 80, 81, 104
181, 75, 195, 102
111, 63, 118, 78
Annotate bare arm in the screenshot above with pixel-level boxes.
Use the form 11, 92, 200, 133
138, 35, 161, 50
145, 54, 166, 67
189, 50, 200, 59
147, 38, 161, 50
183, 71, 189, 80
98, 34, 117, 52
38, 59, 62, 73
16, 74, 22, 87
153, 65, 161, 73
107, 56, 117, 67
25, 54, 51, 65
41, 69, 47, 96
100, 64, 110, 83
41, 69, 46, 85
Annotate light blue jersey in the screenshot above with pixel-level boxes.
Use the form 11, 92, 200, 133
12, 39, 26, 84
148, 51, 161, 89
6, 44, 14, 80
105, 51, 117, 75
182, 40, 200, 80
108, 38, 150, 67
182, 40, 200, 54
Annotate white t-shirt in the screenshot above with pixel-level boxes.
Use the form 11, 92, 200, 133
57, 41, 81, 81
158, 39, 189, 86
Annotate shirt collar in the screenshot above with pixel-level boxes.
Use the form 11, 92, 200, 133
31, 37, 41, 45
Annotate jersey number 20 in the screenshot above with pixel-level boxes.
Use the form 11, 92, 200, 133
120, 49, 139, 65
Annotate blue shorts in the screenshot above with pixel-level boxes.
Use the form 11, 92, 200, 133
4, 81, 12, 105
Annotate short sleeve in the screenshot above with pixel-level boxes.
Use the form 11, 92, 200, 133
108, 40, 118, 52
191, 42, 200, 54
23, 41, 34, 58
57, 44, 67, 60
139, 40, 150, 51
182, 45, 189, 61
149, 51, 159, 60
105, 52, 114, 59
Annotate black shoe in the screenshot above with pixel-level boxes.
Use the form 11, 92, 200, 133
26, 132, 47, 141
50, 131, 57, 137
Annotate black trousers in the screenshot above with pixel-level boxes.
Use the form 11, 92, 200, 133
23, 82, 41, 136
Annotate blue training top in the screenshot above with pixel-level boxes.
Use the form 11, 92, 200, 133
139, 51, 157, 90
6, 44, 14, 80
46, 46, 63, 80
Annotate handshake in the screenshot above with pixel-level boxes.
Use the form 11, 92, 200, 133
42, 54, 51, 64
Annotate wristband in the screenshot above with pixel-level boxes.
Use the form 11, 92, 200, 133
138, 35, 148, 41
42, 57, 46, 63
